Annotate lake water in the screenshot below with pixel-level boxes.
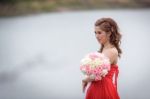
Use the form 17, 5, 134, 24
0, 9, 150, 99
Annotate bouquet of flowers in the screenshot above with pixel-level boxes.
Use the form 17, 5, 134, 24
80, 52, 110, 81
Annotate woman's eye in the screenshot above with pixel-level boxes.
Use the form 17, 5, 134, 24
95, 32, 101, 34
98, 32, 101, 34
95, 31, 101, 34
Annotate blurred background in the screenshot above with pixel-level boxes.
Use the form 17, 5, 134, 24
0, 0, 150, 16
0, 0, 150, 99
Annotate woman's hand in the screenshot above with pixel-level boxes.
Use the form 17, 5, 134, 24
82, 79, 88, 93
82, 75, 95, 92
100, 69, 108, 77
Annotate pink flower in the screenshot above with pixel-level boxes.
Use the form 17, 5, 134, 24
80, 52, 110, 81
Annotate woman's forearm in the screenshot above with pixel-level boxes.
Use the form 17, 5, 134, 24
82, 75, 95, 83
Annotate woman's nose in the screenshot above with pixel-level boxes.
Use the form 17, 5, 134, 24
95, 34, 100, 38
95, 33, 99, 37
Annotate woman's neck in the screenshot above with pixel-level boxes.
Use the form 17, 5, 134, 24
103, 41, 113, 49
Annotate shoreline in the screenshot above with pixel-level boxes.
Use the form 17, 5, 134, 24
0, 1, 150, 16
0, 8, 150, 18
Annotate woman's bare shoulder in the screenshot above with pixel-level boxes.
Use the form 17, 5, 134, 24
110, 47, 118, 56
103, 47, 118, 64
103, 47, 118, 57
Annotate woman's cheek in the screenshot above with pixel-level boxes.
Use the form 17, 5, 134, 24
101, 37, 107, 44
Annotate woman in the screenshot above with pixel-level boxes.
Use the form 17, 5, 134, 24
82, 18, 122, 99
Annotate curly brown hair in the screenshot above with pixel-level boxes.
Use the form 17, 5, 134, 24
95, 18, 122, 57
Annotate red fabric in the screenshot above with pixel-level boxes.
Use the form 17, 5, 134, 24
85, 65, 120, 99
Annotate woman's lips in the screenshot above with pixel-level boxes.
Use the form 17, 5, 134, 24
98, 39, 101, 41
96, 38, 101, 42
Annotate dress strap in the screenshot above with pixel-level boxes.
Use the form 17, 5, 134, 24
114, 68, 119, 91
111, 65, 119, 90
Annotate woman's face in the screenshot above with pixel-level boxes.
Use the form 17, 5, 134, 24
95, 26, 109, 45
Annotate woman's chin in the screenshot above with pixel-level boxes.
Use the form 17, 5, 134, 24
97, 40, 103, 45
98, 41, 102, 45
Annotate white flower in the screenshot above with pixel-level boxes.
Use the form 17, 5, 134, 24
80, 57, 91, 65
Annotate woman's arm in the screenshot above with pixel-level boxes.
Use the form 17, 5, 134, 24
82, 75, 95, 83
82, 76, 94, 92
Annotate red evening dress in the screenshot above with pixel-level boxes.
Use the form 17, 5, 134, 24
85, 64, 120, 99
